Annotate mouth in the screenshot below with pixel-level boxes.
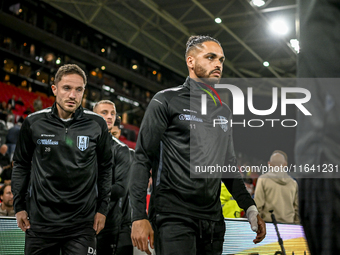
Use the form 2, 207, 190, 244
66, 101, 76, 106
210, 70, 221, 77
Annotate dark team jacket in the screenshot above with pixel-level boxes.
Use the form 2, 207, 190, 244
12, 103, 112, 229
120, 148, 135, 226
105, 136, 131, 229
130, 77, 255, 222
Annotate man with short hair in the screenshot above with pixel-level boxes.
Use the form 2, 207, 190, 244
254, 151, 299, 224
93, 100, 131, 255
130, 35, 266, 255
111, 115, 122, 139
12, 64, 113, 255
0, 144, 10, 169
0, 183, 14, 216
112, 115, 135, 255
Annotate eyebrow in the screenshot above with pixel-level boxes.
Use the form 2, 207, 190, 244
204, 52, 225, 60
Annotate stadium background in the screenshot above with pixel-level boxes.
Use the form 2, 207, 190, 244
0, 0, 306, 254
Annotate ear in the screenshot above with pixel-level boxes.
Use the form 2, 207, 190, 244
51, 84, 57, 96
186, 56, 195, 70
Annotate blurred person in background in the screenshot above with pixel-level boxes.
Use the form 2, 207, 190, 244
33, 96, 43, 112
6, 117, 23, 159
16, 97, 25, 107
113, 115, 135, 255
111, 114, 122, 139
0, 144, 11, 170
93, 100, 131, 255
0, 183, 14, 216
7, 95, 16, 110
0, 101, 7, 111
254, 150, 299, 224
220, 182, 243, 218
0, 161, 13, 184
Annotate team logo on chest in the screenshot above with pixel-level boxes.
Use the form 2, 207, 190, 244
216, 116, 228, 132
77, 136, 89, 151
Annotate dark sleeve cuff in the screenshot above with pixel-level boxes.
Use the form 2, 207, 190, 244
97, 202, 110, 216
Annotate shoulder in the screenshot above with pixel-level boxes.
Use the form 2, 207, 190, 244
112, 136, 130, 158
23, 108, 52, 128
152, 85, 186, 103
83, 109, 104, 121
26, 108, 52, 121
82, 109, 107, 127
257, 174, 267, 182
111, 136, 129, 148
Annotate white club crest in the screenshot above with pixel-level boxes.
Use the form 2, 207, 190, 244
217, 116, 228, 132
77, 136, 89, 151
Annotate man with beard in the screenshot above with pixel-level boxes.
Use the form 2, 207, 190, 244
12, 64, 112, 255
130, 35, 266, 255
0, 183, 14, 216
93, 100, 131, 255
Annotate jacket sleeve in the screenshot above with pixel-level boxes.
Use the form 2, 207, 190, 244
293, 181, 300, 224
254, 177, 265, 215
96, 120, 113, 216
12, 118, 35, 213
129, 93, 169, 222
221, 122, 256, 211
110, 145, 130, 201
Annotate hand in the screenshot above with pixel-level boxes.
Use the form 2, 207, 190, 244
16, 210, 30, 232
93, 212, 106, 234
247, 207, 259, 232
253, 214, 266, 244
131, 219, 154, 255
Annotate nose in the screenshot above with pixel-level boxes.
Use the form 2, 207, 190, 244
69, 89, 76, 99
215, 59, 222, 70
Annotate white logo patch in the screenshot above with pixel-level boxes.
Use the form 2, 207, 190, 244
179, 114, 203, 122
37, 139, 58, 145
77, 136, 89, 151
217, 116, 228, 132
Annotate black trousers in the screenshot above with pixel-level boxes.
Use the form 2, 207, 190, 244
299, 178, 340, 255
96, 226, 119, 255
25, 228, 96, 255
116, 223, 133, 255
152, 214, 225, 255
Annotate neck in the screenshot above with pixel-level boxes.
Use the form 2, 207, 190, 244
1, 203, 12, 212
56, 102, 73, 119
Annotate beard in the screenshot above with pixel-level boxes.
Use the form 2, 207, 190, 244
56, 98, 79, 114
194, 63, 221, 86
4, 201, 13, 207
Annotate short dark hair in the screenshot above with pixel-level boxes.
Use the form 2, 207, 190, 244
55, 64, 87, 85
185, 35, 222, 58
114, 115, 121, 128
0, 183, 10, 196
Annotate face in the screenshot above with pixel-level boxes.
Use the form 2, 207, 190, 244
51, 73, 85, 118
111, 126, 121, 139
187, 41, 225, 81
94, 103, 116, 131
1, 186, 13, 208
